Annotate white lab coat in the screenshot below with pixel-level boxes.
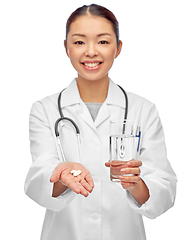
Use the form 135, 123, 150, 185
25, 79, 177, 240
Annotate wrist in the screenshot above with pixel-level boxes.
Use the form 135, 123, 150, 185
128, 179, 150, 205
52, 181, 68, 198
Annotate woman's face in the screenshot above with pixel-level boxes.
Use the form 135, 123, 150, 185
65, 15, 122, 83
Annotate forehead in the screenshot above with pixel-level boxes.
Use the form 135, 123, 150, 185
68, 15, 115, 36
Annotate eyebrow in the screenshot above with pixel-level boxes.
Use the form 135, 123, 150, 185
97, 33, 111, 37
72, 33, 112, 37
72, 33, 86, 37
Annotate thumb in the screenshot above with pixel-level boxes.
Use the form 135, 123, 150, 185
50, 164, 63, 183
105, 160, 111, 168
50, 170, 60, 183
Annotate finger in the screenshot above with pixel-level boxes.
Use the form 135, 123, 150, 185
105, 161, 110, 167
59, 172, 81, 194
50, 172, 59, 183
65, 178, 81, 194
119, 175, 141, 183
61, 173, 91, 196
85, 174, 94, 189
120, 167, 141, 175
50, 163, 67, 183
70, 175, 91, 197
77, 183, 89, 197
80, 178, 93, 193
121, 181, 136, 190
50, 168, 62, 183
127, 159, 142, 168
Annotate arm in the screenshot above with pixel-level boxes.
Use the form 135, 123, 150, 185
119, 160, 150, 205
25, 101, 94, 209
129, 104, 177, 218
52, 182, 68, 198
24, 101, 75, 211
128, 179, 149, 206
105, 103, 177, 218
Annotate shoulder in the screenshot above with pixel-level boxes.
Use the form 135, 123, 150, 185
109, 80, 155, 112
30, 92, 60, 123
41, 92, 59, 108
127, 91, 155, 110
31, 92, 59, 110
126, 91, 160, 127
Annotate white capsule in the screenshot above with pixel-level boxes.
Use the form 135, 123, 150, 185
70, 170, 76, 174
73, 170, 82, 177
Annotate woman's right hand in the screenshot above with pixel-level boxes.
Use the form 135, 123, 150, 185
50, 162, 94, 197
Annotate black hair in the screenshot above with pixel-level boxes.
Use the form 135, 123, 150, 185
65, 4, 120, 46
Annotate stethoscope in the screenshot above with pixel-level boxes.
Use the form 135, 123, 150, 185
54, 85, 140, 162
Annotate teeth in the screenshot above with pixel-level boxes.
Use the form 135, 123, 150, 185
84, 62, 100, 67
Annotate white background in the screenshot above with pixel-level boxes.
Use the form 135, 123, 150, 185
0, 0, 191, 239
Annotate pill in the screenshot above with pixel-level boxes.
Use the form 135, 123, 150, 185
70, 170, 76, 174
73, 170, 82, 177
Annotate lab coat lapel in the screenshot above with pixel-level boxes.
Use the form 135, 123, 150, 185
95, 80, 125, 128
77, 100, 98, 131
60, 79, 97, 131
94, 102, 110, 128
77, 101, 110, 130
95, 80, 125, 127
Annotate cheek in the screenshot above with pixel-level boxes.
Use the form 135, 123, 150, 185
67, 47, 81, 61
67, 48, 76, 60
103, 47, 117, 61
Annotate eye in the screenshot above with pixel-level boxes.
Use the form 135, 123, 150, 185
74, 41, 84, 45
99, 40, 109, 44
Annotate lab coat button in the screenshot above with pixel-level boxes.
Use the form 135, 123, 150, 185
90, 140, 99, 145
93, 176, 99, 183
91, 213, 100, 221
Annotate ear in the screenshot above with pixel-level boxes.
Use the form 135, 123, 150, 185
115, 40, 122, 59
64, 40, 69, 57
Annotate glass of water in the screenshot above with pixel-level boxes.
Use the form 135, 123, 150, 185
109, 120, 137, 182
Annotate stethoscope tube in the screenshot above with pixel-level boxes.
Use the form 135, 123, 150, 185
54, 85, 130, 162
55, 117, 80, 137
117, 85, 128, 122
57, 89, 65, 118
55, 85, 128, 137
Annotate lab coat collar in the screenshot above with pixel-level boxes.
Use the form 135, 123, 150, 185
60, 78, 126, 109
105, 79, 126, 109
60, 78, 126, 130
60, 79, 81, 108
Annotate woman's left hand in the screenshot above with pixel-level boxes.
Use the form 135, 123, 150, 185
105, 159, 142, 191
105, 159, 150, 205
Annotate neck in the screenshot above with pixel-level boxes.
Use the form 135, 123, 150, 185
77, 76, 109, 103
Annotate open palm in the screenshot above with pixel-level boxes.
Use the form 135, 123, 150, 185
50, 162, 94, 197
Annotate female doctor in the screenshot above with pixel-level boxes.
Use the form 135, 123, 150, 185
25, 4, 177, 240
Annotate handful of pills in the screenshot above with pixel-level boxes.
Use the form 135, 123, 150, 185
70, 170, 82, 177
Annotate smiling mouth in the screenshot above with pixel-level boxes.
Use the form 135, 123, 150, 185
81, 62, 103, 68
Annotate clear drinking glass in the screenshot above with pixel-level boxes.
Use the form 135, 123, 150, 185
109, 120, 137, 182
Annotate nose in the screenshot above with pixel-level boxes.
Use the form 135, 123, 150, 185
85, 43, 98, 57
